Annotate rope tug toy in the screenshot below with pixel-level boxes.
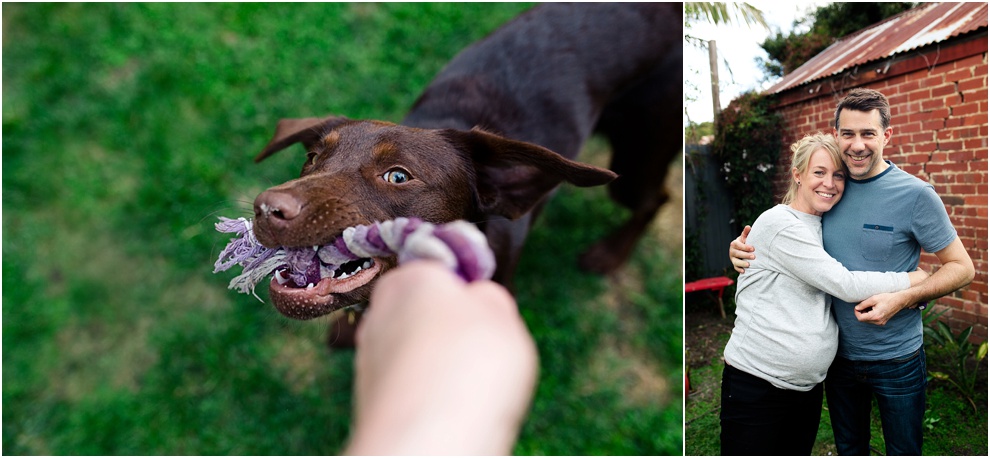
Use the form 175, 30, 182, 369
213, 216, 496, 300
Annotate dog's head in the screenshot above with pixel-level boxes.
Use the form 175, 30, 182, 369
251, 115, 616, 319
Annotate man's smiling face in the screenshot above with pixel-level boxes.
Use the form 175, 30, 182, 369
833, 108, 892, 180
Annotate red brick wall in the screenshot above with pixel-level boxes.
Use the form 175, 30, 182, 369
769, 48, 988, 341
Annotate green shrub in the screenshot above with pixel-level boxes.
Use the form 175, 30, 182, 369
923, 306, 988, 413
711, 91, 784, 229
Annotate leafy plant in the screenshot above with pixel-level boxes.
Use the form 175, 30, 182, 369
757, 2, 917, 78
923, 409, 941, 431
684, 2, 767, 28
923, 306, 989, 413
711, 90, 784, 231
684, 120, 714, 146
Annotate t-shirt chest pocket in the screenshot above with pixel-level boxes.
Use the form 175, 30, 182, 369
860, 224, 894, 261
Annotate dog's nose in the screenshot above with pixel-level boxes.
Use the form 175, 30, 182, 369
254, 190, 302, 222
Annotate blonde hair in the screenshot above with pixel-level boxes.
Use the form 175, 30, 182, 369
781, 133, 844, 205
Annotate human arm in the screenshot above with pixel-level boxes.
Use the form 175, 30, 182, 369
855, 237, 975, 326
769, 222, 913, 303
343, 261, 539, 455
728, 225, 754, 274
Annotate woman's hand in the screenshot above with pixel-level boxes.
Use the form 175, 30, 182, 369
345, 261, 539, 455
907, 267, 930, 286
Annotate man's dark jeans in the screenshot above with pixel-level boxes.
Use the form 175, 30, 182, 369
825, 348, 927, 455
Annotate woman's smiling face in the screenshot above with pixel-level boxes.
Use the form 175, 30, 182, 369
790, 148, 846, 216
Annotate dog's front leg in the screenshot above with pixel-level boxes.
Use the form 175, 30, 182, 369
480, 214, 533, 292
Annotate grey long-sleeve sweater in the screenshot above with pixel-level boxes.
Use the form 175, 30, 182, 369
723, 205, 910, 391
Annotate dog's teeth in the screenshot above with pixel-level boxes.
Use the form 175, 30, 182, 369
313, 245, 319, 251
306, 283, 315, 289
338, 272, 351, 280
275, 270, 290, 285
362, 260, 372, 269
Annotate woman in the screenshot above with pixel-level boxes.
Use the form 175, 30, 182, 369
718, 133, 928, 455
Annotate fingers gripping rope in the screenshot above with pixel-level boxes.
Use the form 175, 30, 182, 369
213, 217, 496, 299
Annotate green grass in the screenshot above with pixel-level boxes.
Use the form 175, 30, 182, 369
684, 309, 989, 456
3, 3, 683, 454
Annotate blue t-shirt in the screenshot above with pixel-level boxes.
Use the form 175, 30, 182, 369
822, 161, 957, 361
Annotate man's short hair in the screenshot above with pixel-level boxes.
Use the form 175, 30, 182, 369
834, 88, 891, 130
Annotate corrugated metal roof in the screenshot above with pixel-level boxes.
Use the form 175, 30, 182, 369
766, 2, 988, 95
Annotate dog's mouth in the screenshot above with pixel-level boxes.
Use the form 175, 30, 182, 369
268, 256, 387, 320
215, 216, 496, 321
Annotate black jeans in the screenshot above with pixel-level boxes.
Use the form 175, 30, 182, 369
720, 364, 824, 456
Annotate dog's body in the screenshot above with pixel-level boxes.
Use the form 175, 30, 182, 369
251, 3, 682, 323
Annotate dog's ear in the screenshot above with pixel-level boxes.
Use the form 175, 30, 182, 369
443, 128, 618, 220
254, 116, 351, 163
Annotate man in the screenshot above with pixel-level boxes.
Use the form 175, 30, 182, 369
729, 88, 974, 455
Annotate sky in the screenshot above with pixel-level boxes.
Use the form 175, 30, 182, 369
683, 1, 832, 125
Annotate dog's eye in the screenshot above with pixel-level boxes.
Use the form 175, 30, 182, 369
306, 152, 319, 166
383, 168, 411, 184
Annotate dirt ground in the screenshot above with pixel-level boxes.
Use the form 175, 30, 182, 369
685, 297, 734, 368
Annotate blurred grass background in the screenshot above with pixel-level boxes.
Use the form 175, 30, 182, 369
3, 3, 683, 454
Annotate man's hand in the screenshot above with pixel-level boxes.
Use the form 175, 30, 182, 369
856, 238, 974, 326
854, 290, 913, 326
729, 225, 755, 274
345, 261, 538, 456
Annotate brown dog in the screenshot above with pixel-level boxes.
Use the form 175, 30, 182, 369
251, 3, 682, 324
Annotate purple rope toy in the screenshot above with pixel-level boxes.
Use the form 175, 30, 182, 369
213, 216, 496, 300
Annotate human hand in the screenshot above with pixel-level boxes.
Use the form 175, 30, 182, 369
344, 261, 539, 456
907, 267, 930, 286
729, 225, 754, 274
854, 291, 914, 326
